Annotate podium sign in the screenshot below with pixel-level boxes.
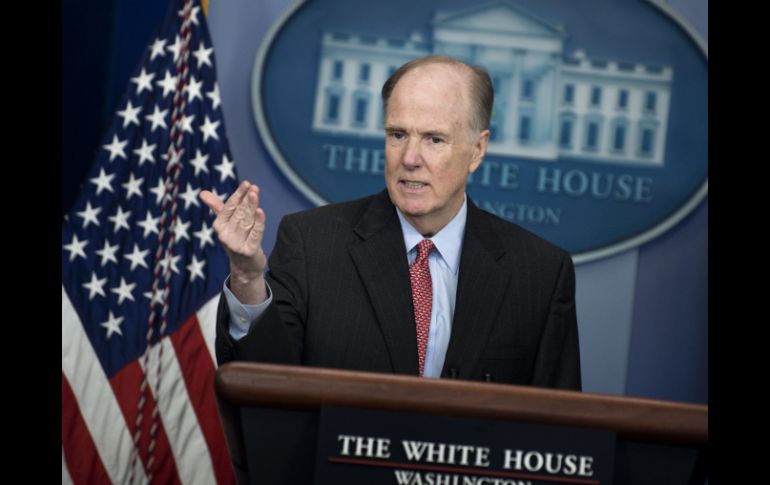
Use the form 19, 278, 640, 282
215, 363, 706, 484
314, 406, 615, 485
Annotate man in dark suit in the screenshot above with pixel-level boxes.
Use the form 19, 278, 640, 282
200, 55, 581, 390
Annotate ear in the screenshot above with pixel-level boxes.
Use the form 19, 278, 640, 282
468, 129, 490, 173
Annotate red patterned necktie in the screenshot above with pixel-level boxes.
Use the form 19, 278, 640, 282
409, 239, 435, 376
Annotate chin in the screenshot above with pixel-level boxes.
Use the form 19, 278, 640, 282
397, 202, 431, 219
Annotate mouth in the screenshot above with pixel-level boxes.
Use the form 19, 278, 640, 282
400, 180, 428, 190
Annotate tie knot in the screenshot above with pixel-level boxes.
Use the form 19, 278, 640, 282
415, 239, 435, 262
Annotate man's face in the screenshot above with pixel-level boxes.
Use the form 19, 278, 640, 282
384, 63, 489, 236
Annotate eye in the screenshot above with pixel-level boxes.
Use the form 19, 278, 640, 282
430, 136, 445, 144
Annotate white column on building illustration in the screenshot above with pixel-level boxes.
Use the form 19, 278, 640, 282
625, 88, 639, 162
595, 91, 607, 159
654, 83, 671, 164
369, 64, 379, 134
543, 57, 560, 151
496, 72, 510, 145
345, 62, 352, 130
312, 57, 329, 129
505, 49, 524, 147
535, 67, 550, 146
576, 82, 588, 155
372, 62, 390, 135
600, 83, 613, 159
622, 86, 635, 160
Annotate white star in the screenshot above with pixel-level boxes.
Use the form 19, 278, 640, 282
132, 138, 157, 166
156, 70, 178, 98
206, 83, 221, 110
111, 277, 136, 305
187, 254, 206, 283
143, 288, 165, 306
137, 210, 160, 238
173, 218, 191, 241
116, 100, 141, 129
95, 240, 119, 267
102, 135, 127, 162
214, 153, 236, 182
124, 243, 150, 271
180, 183, 201, 210
145, 105, 169, 132
121, 173, 144, 200
108, 206, 131, 233
190, 6, 201, 25
150, 178, 169, 205
193, 42, 213, 69
63, 234, 88, 262
101, 311, 124, 339
199, 115, 220, 143
76, 201, 102, 228
179, 4, 201, 26
185, 75, 203, 102
180, 113, 195, 134
89, 167, 115, 195
149, 37, 167, 61
190, 149, 209, 176
159, 253, 182, 275
193, 221, 215, 249
82, 272, 107, 300
167, 35, 182, 63
131, 68, 155, 95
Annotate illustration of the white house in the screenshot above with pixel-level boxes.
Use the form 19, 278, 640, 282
311, 1, 673, 167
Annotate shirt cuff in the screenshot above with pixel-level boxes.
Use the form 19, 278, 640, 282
223, 275, 273, 340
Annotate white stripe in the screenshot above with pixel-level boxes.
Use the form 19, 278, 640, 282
62, 446, 73, 485
61, 286, 148, 485
195, 295, 219, 365
139, 336, 217, 485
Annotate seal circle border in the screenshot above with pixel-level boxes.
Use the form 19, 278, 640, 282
250, 0, 708, 265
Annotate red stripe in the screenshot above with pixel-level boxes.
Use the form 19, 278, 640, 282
110, 361, 183, 485
171, 314, 236, 484
62, 372, 112, 485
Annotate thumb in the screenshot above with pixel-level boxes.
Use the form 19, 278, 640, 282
200, 190, 225, 215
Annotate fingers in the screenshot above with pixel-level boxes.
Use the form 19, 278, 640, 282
199, 190, 225, 214
219, 181, 253, 221
200, 180, 254, 216
209, 180, 266, 252
237, 186, 260, 225
238, 190, 265, 257
247, 207, 266, 246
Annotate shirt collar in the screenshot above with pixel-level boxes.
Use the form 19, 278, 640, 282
395, 196, 467, 275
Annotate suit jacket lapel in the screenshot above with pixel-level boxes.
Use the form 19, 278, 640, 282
348, 191, 420, 375
442, 199, 511, 379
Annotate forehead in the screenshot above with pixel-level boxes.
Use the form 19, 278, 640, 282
386, 63, 472, 130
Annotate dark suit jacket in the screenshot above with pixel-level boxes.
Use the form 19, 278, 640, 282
216, 190, 581, 390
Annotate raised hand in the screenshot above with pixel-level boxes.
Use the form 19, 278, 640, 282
200, 181, 268, 304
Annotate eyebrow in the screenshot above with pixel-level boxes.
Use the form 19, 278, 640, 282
384, 126, 451, 138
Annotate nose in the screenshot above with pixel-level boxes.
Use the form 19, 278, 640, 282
401, 137, 422, 169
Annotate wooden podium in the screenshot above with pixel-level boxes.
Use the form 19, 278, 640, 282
215, 362, 707, 484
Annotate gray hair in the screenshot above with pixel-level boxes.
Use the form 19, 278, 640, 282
381, 55, 494, 133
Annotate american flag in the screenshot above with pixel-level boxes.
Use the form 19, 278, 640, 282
62, 0, 236, 483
